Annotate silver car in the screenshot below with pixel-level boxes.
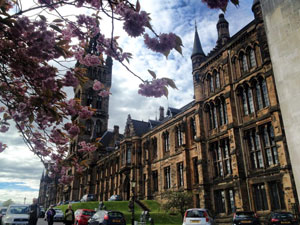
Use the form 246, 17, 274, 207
53, 209, 64, 222
183, 208, 215, 225
1, 205, 29, 225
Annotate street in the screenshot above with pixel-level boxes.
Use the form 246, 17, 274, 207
37, 218, 64, 225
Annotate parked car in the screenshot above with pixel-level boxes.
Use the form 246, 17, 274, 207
1, 205, 29, 225
53, 208, 64, 222
108, 195, 123, 201
0, 207, 7, 225
182, 208, 215, 225
80, 194, 97, 202
267, 212, 298, 225
88, 210, 126, 225
233, 211, 260, 225
75, 209, 96, 225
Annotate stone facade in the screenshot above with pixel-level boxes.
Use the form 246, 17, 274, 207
39, 0, 299, 221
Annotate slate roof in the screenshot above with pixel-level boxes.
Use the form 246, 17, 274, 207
191, 27, 205, 58
149, 120, 162, 129
98, 130, 124, 147
131, 119, 150, 136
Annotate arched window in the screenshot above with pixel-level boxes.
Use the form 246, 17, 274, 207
250, 49, 257, 68
163, 132, 170, 152
218, 98, 227, 126
256, 81, 264, 110
86, 120, 93, 134
215, 71, 220, 89
213, 105, 218, 128
240, 85, 254, 116
240, 52, 248, 73
190, 117, 197, 140
86, 88, 93, 107
95, 120, 102, 135
248, 87, 255, 113
261, 79, 270, 107
175, 126, 183, 147
255, 78, 270, 110
208, 75, 214, 93
152, 137, 157, 159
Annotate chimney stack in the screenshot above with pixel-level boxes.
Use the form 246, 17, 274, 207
159, 106, 164, 121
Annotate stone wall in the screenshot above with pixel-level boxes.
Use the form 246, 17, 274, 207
260, 0, 300, 199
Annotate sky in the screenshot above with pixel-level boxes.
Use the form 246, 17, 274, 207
0, 0, 255, 204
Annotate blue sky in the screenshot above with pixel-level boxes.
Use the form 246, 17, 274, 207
0, 0, 255, 203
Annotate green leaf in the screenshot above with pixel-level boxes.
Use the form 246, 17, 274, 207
136, 0, 140, 12
39, 15, 47, 21
50, 24, 62, 33
53, 19, 64, 23
163, 49, 170, 58
175, 34, 183, 47
175, 45, 182, 55
220, 2, 229, 12
163, 86, 168, 98
163, 77, 178, 89
148, 70, 156, 79
56, 40, 69, 46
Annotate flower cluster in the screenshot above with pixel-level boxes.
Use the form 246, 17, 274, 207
78, 141, 97, 153
115, 3, 149, 37
138, 78, 168, 98
144, 33, 177, 54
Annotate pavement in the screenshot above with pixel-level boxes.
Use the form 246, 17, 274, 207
37, 218, 64, 225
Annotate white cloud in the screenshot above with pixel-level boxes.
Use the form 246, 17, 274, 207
0, 0, 254, 201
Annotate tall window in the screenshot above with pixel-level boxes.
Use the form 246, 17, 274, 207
193, 157, 199, 184
246, 124, 279, 170
177, 162, 184, 187
152, 137, 157, 159
126, 145, 131, 163
211, 138, 232, 177
190, 118, 197, 140
208, 75, 214, 93
253, 183, 268, 211
163, 132, 170, 152
164, 166, 171, 189
214, 190, 226, 213
249, 49, 257, 68
215, 71, 220, 89
96, 96, 102, 109
95, 120, 101, 135
85, 120, 93, 134
152, 170, 158, 192
175, 125, 183, 147
228, 189, 235, 213
240, 86, 254, 115
86, 88, 93, 107
269, 182, 285, 210
218, 98, 228, 126
255, 78, 270, 110
241, 53, 249, 73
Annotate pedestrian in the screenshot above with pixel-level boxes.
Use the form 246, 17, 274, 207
28, 198, 40, 225
45, 205, 56, 225
64, 204, 74, 225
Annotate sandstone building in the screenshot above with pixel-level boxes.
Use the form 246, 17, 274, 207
39, 0, 299, 221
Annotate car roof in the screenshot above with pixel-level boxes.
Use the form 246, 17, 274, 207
186, 208, 208, 211
8, 205, 29, 207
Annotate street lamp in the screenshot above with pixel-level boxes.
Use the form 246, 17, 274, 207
130, 180, 136, 225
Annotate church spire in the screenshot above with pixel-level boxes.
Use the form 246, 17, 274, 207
191, 22, 205, 58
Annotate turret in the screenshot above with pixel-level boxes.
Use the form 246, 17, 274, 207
216, 14, 230, 46
191, 24, 206, 71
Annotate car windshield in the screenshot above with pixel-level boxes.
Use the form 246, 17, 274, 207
108, 212, 123, 218
236, 212, 255, 218
273, 213, 294, 219
9, 206, 28, 214
186, 210, 205, 218
55, 209, 62, 213
83, 211, 95, 216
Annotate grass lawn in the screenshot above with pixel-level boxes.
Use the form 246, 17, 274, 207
56, 200, 182, 225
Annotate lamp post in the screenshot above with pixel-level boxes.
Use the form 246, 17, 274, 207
130, 180, 136, 225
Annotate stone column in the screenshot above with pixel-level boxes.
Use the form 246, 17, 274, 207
260, 0, 300, 198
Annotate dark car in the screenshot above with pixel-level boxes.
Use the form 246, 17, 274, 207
0, 207, 7, 225
39, 207, 45, 218
267, 212, 298, 225
81, 194, 97, 202
88, 210, 126, 225
233, 211, 260, 225
108, 195, 123, 201
75, 209, 96, 225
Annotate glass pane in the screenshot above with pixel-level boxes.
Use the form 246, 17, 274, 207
250, 49, 257, 68
243, 90, 249, 115
266, 148, 273, 166
243, 54, 248, 72
216, 72, 220, 89
258, 151, 264, 168
248, 88, 255, 113
262, 80, 270, 107
256, 82, 263, 110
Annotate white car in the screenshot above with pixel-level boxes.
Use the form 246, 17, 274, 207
2, 205, 29, 225
53, 209, 64, 222
182, 208, 216, 225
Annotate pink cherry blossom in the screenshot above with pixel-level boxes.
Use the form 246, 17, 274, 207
93, 80, 103, 91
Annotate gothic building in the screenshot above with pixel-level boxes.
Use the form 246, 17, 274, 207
41, 0, 299, 222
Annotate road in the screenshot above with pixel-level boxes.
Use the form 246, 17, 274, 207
37, 218, 64, 225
